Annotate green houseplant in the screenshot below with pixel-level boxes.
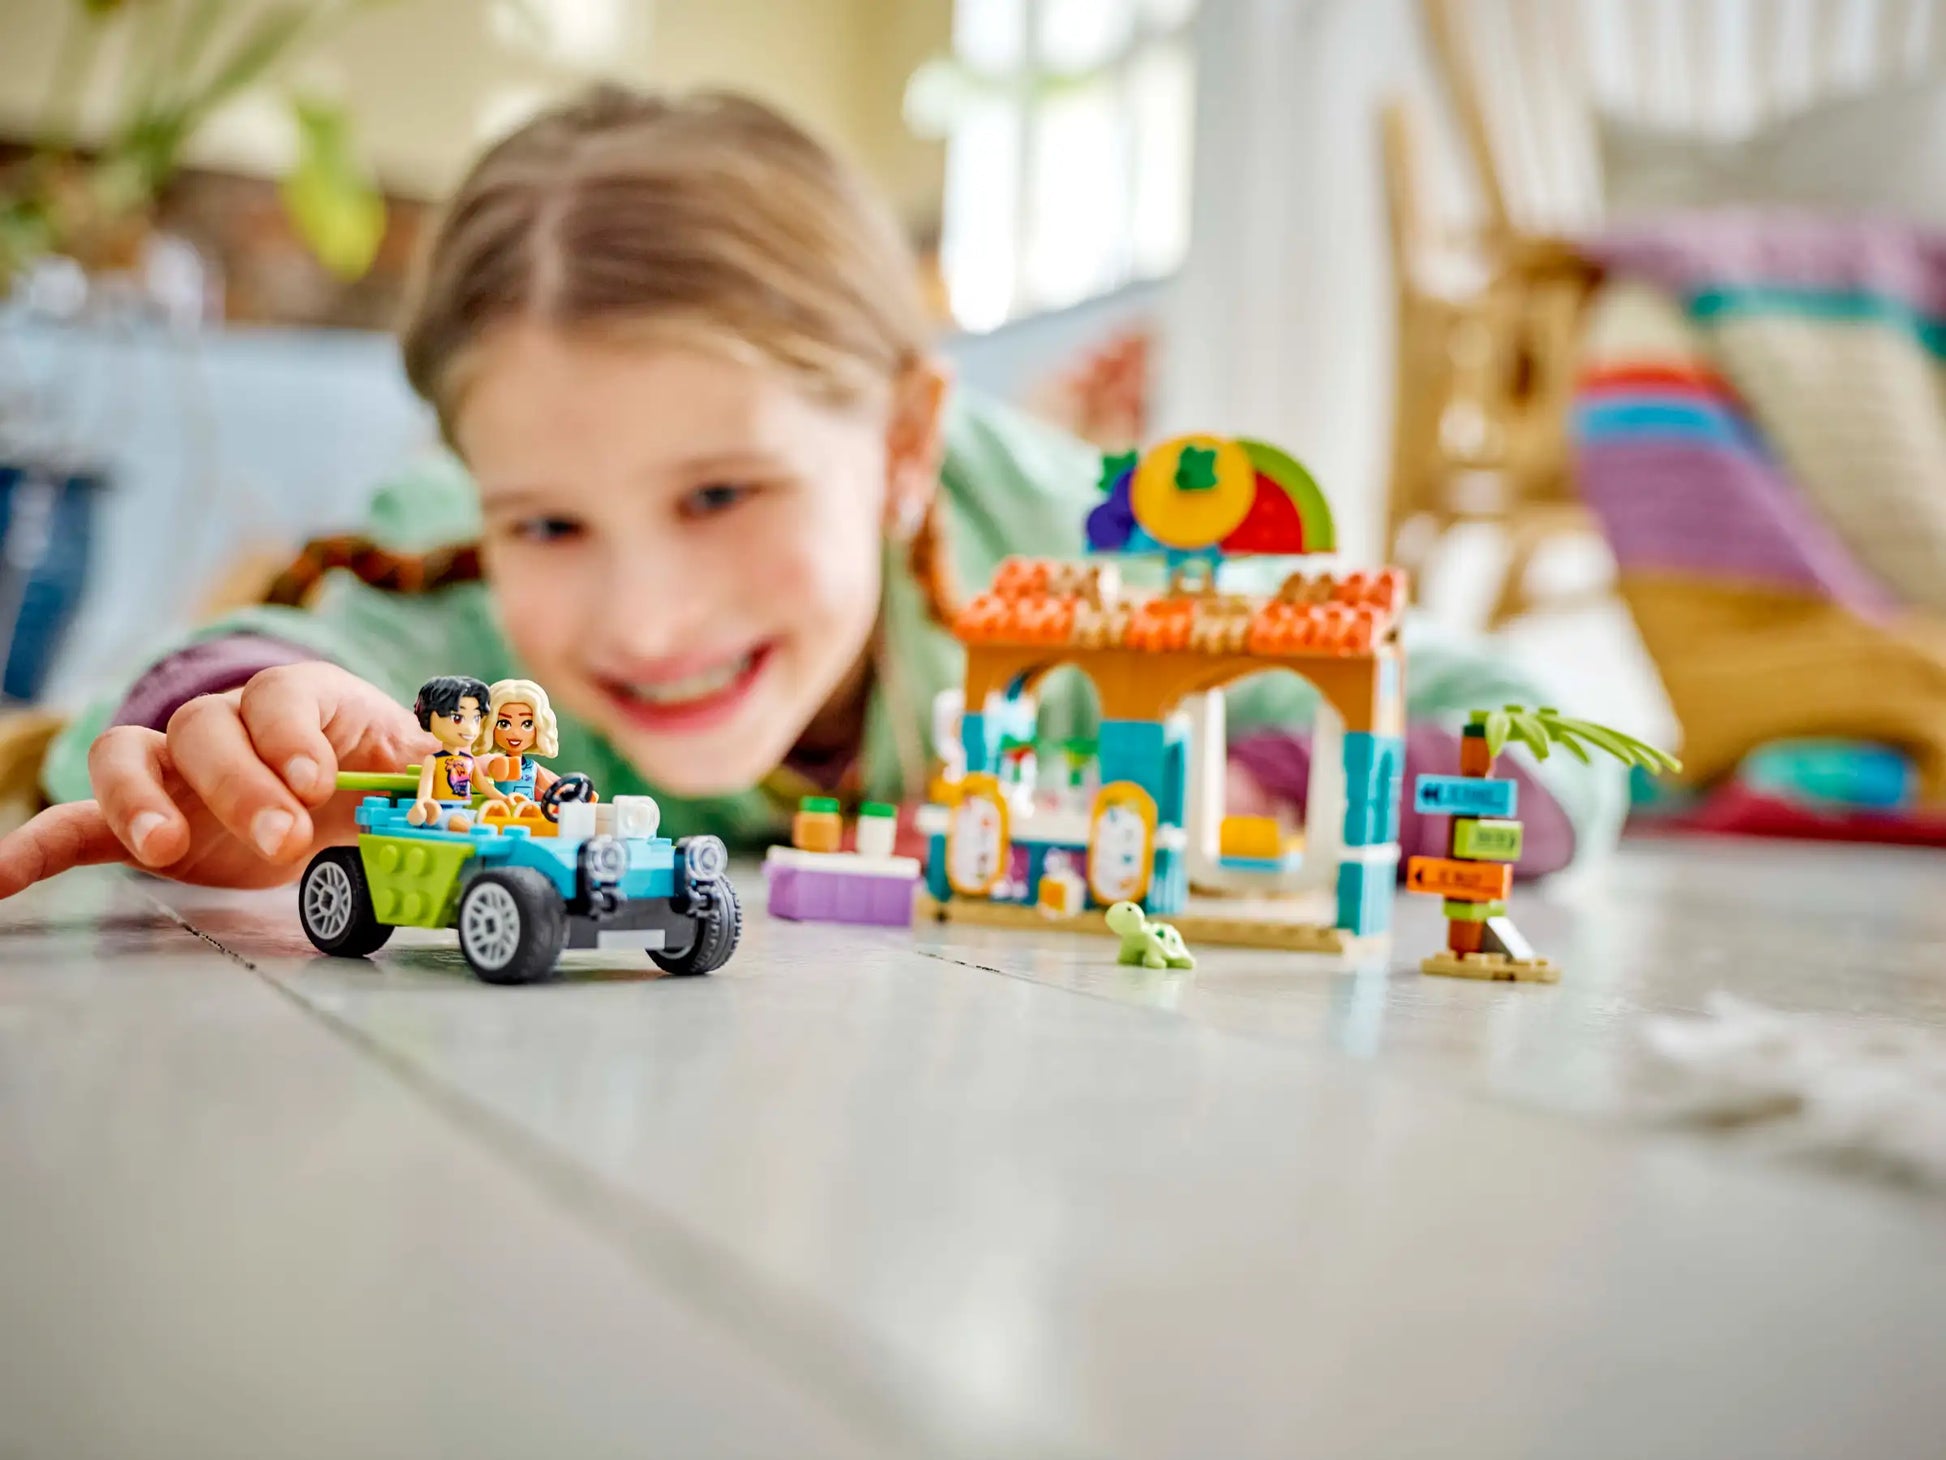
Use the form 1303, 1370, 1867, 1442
0, 0, 426, 289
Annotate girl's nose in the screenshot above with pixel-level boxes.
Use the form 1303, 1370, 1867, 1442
589, 540, 714, 657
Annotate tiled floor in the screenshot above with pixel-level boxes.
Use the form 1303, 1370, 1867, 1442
4, 840, 1944, 1459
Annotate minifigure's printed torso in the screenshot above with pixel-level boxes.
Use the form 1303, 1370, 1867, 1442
430, 749, 474, 803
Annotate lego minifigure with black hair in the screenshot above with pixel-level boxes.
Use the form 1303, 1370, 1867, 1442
407, 675, 507, 829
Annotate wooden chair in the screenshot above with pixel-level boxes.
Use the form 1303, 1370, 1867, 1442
0, 709, 61, 834
1383, 0, 1943, 626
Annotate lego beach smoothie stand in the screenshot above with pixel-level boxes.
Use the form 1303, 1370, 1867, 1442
911, 432, 1411, 952
903, 431, 1679, 974
297, 675, 741, 984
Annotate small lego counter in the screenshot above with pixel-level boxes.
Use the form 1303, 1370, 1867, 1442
916, 800, 1188, 917
763, 846, 922, 927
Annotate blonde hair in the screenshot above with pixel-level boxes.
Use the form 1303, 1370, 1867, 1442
399, 85, 956, 623
479, 678, 560, 758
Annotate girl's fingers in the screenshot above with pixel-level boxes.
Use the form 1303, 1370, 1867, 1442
308, 663, 433, 772
87, 725, 192, 867
237, 665, 341, 804
166, 696, 314, 863
0, 801, 127, 898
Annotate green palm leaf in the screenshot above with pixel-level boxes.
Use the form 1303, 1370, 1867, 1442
1559, 721, 1633, 760
1478, 708, 1512, 760
1549, 713, 1681, 773
1552, 731, 1593, 764
1507, 711, 1553, 762
1467, 704, 1681, 775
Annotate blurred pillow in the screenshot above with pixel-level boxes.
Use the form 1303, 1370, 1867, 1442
1598, 77, 1946, 228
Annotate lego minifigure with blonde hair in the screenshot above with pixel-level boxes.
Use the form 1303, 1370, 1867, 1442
478, 678, 585, 803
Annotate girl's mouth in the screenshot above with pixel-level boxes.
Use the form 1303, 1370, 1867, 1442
597, 644, 771, 734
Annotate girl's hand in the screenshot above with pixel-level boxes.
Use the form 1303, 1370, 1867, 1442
0, 662, 432, 897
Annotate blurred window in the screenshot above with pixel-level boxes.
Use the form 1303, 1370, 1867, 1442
939, 0, 1196, 331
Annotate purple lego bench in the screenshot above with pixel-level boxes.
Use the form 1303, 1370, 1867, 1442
763, 847, 920, 927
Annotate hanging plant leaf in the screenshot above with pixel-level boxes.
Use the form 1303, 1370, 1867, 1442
189, 6, 314, 120
280, 97, 385, 279
0, 200, 55, 286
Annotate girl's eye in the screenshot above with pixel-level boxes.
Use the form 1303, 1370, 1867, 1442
511, 516, 584, 543
678, 482, 754, 521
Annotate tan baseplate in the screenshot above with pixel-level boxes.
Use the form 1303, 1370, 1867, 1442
914, 892, 1350, 954
1420, 950, 1561, 983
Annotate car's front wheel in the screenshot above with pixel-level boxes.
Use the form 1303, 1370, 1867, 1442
457, 868, 567, 985
298, 847, 393, 958
650, 879, 742, 976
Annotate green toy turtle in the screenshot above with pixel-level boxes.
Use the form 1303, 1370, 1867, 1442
1105, 901, 1196, 970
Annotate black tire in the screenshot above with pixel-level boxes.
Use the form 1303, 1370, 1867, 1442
650, 880, 741, 976
457, 868, 567, 985
298, 847, 393, 958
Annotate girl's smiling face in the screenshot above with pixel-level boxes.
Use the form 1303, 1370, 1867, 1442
493, 702, 537, 756
456, 323, 943, 797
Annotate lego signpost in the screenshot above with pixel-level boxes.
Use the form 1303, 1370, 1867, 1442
1407, 705, 1679, 982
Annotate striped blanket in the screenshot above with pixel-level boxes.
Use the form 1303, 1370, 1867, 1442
1569, 212, 1946, 802
1574, 213, 1946, 616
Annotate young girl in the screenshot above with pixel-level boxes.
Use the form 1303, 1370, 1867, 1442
0, 87, 1619, 898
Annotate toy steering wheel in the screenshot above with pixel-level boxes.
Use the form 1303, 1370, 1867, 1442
538, 772, 595, 823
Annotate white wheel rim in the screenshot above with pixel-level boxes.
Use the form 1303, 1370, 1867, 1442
460, 883, 523, 970
686, 837, 727, 879
304, 861, 354, 941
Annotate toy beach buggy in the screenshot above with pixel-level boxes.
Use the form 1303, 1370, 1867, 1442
296, 770, 741, 984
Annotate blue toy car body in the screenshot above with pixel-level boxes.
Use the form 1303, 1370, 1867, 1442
296, 772, 740, 984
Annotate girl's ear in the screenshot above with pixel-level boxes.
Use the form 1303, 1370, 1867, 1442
885, 355, 952, 541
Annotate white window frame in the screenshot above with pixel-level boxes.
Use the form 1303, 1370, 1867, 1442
940, 0, 1198, 332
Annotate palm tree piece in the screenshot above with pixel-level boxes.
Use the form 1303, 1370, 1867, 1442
1471, 705, 1681, 775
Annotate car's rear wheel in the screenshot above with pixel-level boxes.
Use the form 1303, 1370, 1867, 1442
650, 880, 742, 976
458, 868, 566, 985
298, 847, 393, 958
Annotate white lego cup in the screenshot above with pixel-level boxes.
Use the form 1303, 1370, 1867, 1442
855, 809, 896, 860
611, 794, 661, 840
